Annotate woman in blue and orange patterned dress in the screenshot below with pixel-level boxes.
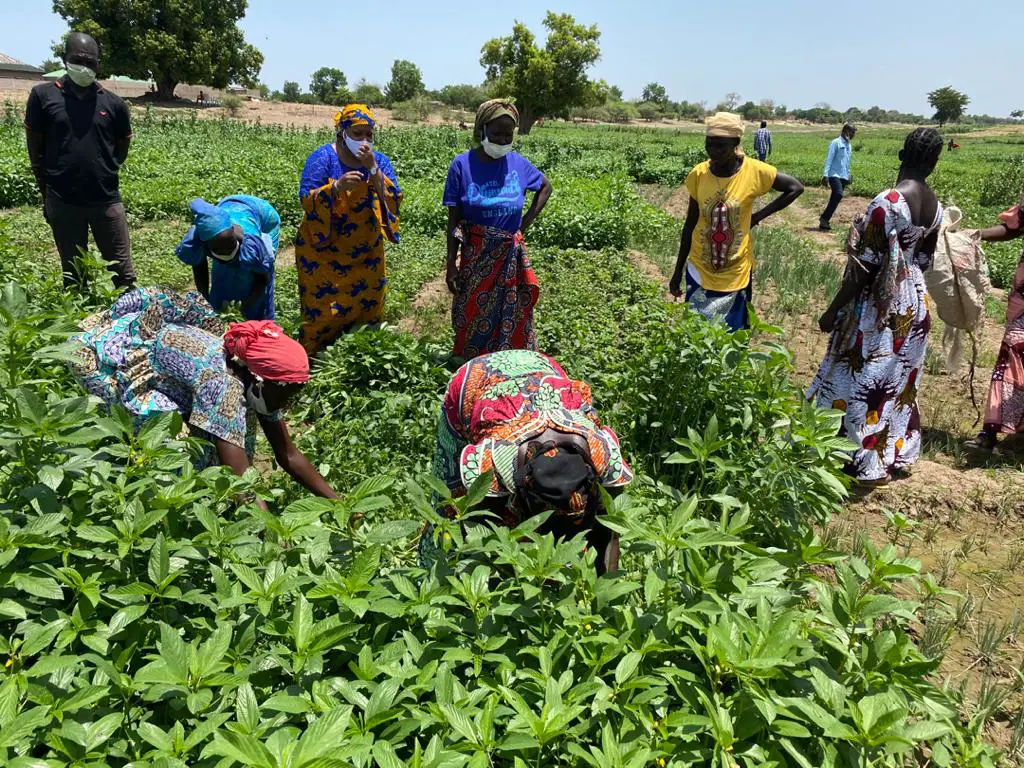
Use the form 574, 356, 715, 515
295, 104, 402, 356
443, 99, 553, 360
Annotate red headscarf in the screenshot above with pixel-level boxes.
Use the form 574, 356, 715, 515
223, 321, 309, 383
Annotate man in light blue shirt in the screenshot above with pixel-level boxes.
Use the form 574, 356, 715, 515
818, 123, 856, 231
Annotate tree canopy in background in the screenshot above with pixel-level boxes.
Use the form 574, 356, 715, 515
642, 82, 668, 105
480, 12, 602, 134
52, 0, 263, 100
385, 60, 425, 104
438, 83, 489, 110
309, 67, 348, 105
352, 79, 385, 106
928, 86, 970, 126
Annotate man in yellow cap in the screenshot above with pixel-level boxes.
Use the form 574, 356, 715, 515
669, 112, 804, 331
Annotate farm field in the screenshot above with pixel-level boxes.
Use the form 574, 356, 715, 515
0, 104, 1023, 766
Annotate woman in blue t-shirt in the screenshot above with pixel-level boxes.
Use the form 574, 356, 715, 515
443, 99, 553, 359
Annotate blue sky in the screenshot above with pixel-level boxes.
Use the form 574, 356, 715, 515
1, 0, 1020, 117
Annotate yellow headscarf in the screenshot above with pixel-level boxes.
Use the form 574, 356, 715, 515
474, 98, 519, 143
334, 104, 376, 134
705, 112, 745, 139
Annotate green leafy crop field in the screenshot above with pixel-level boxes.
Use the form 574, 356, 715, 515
0, 107, 1021, 766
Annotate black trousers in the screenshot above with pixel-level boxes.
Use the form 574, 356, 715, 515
820, 176, 850, 225
45, 192, 136, 289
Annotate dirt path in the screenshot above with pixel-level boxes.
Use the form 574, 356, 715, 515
662, 187, 691, 219
779, 189, 867, 257
397, 273, 450, 336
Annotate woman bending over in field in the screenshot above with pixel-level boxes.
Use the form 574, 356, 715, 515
70, 288, 336, 503
295, 104, 402, 356
669, 112, 804, 331
808, 128, 945, 487
420, 350, 632, 575
966, 193, 1024, 453
443, 99, 553, 360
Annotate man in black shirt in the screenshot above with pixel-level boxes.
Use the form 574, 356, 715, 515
25, 32, 136, 289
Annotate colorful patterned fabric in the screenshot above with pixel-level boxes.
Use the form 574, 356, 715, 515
451, 223, 539, 359
334, 104, 375, 132
684, 268, 752, 331
983, 249, 1024, 435
434, 350, 633, 496
295, 143, 402, 355
420, 350, 633, 568
807, 191, 941, 481
684, 158, 777, 292
175, 195, 281, 320
69, 288, 270, 461
473, 98, 520, 143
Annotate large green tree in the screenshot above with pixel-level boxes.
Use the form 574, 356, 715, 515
384, 59, 424, 104
438, 83, 488, 110
480, 12, 602, 134
927, 86, 970, 125
352, 79, 384, 105
642, 82, 668, 105
309, 67, 348, 105
52, 0, 263, 100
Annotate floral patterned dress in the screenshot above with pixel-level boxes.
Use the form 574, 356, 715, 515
420, 349, 633, 565
984, 244, 1024, 435
70, 288, 271, 464
807, 190, 941, 481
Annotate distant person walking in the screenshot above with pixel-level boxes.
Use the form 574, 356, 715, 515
175, 196, 281, 321
668, 112, 804, 331
753, 121, 772, 161
24, 31, 136, 290
818, 123, 856, 231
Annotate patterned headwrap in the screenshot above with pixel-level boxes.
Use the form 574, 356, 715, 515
474, 98, 519, 144
334, 104, 376, 134
224, 321, 309, 384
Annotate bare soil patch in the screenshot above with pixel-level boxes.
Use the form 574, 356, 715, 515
661, 187, 691, 219
397, 273, 450, 336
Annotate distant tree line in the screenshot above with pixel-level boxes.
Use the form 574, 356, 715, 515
48, 3, 1010, 128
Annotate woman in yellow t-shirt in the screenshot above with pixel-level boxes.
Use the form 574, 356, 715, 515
669, 112, 804, 331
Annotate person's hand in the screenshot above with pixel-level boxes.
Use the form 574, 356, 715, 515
669, 269, 683, 298
820, 176, 829, 187
355, 144, 376, 171
818, 309, 837, 333
445, 263, 459, 294
333, 171, 364, 193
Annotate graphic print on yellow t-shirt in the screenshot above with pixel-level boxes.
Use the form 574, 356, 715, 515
685, 158, 777, 293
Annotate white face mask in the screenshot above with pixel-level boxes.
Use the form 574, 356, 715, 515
343, 132, 372, 156
481, 135, 514, 159
66, 62, 97, 87
245, 380, 272, 416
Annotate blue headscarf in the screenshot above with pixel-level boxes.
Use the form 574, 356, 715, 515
189, 198, 233, 241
